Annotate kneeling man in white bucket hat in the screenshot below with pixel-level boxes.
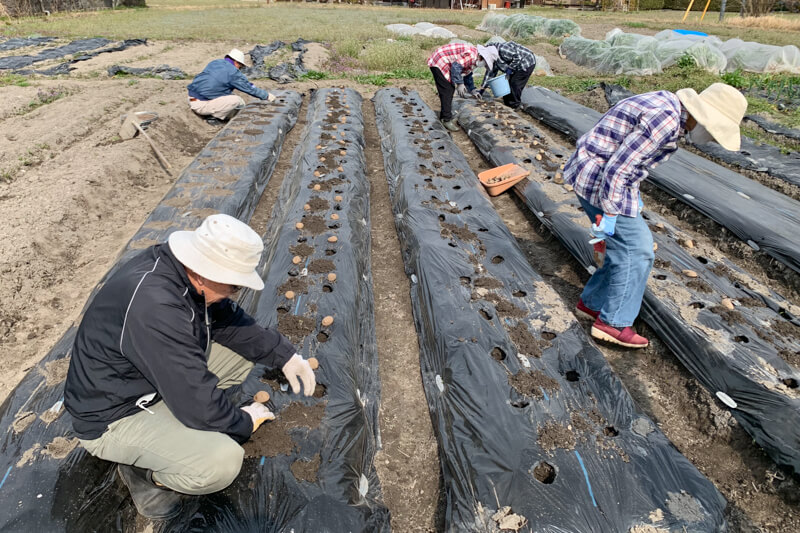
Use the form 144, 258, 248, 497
562, 83, 747, 348
65, 214, 316, 520
187, 48, 277, 125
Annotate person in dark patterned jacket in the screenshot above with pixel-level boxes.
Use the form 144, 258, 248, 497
482, 40, 537, 109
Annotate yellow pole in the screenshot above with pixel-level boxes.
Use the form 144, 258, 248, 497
700, 0, 712, 21
682, 0, 696, 22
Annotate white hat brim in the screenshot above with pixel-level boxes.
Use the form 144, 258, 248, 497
677, 88, 741, 151
169, 231, 264, 291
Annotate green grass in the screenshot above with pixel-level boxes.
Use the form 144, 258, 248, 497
1, 4, 485, 42
0, 74, 30, 87
741, 124, 800, 154
18, 86, 72, 114
1, 3, 798, 129
300, 70, 336, 81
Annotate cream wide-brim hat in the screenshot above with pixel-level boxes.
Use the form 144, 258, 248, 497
676, 83, 747, 151
226, 48, 248, 67
169, 214, 265, 291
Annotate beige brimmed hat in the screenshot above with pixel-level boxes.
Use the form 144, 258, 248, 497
676, 83, 747, 151
168, 214, 265, 291
226, 48, 248, 66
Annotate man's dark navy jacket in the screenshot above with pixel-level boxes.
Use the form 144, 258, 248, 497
65, 244, 295, 444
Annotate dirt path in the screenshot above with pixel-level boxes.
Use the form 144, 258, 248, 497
364, 94, 440, 532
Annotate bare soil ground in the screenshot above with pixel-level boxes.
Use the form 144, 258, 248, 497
1, 33, 799, 532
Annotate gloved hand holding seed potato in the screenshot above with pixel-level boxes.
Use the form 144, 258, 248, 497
281, 353, 319, 396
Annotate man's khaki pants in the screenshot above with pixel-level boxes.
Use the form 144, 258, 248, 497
80, 344, 253, 495
189, 95, 245, 120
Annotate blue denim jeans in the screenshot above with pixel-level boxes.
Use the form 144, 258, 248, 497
576, 195, 654, 328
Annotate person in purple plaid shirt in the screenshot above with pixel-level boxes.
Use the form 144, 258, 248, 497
566, 83, 747, 348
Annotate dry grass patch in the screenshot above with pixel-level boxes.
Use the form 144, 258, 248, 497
727, 15, 800, 32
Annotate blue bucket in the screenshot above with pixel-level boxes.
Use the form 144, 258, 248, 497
486, 74, 511, 98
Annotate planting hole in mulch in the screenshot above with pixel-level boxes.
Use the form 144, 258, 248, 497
491, 347, 506, 361
290, 453, 321, 483
300, 215, 327, 235
308, 259, 335, 274
509, 370, 560, 399
307, 197, 330, 212
278, 277, 310, 295
440, 222, 477, 243
474, 277, 503, 289
308, 177, 346, 192
290, 243, 315, 257
533, 461, 556, 484
508, 322, 548, 359
710, 305, 746, 325
654, 258, 672, 270
278, 314, 315, 344
687, 279, 713, 293
779, 349, 800, 367
565, 370, 580, 382
479, 293, 527, 318
537, 421, 576, 452
243, 402, 327, 458
772, 318, 799, 340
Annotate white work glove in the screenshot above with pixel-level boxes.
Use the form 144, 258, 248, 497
471, 89, 483, 101
241, 402, 275, 433
282, 353, 316, 396
455, 83, 470, 99
267, 93, 276, 103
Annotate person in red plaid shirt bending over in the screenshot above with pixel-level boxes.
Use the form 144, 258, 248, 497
427, 43, 498, 132
565, 83, 746, 348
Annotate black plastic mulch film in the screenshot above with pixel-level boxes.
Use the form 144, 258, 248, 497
0, 92, 302, 531
456, 99, 800, 473
601, 83, 800, 189
244, 39, 311, 84
375, 88, 726, 532
0, 38, 147, 72
520, 86, 800, 275
229, 87, 389, 532
0, 36, 55, 52
745, 114, 800, 143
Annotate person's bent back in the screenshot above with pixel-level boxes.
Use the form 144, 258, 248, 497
187, 48, 275, 123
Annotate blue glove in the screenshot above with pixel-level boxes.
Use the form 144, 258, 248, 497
638, 196, 644, 212
505, 68, 513, 77
592, 213, 617, 237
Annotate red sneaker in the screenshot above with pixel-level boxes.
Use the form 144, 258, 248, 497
575, 299, 600, 320
591, 319, 649, 349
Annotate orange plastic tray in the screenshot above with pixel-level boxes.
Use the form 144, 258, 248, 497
478, 163, 530, 196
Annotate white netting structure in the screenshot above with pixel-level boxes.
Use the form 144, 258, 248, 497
559, 28, 800, 76
476, 13, 581, 40
385, 23, 457, 39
